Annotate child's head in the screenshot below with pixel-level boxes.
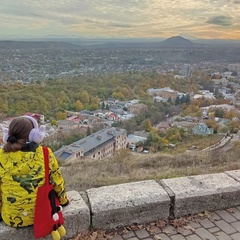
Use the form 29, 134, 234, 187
9, 117, 34, 141
3, 117, 34, 152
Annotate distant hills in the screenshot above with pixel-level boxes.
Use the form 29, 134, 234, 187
158, 36, 201, 48
0, 40, 79, 49
0, 36, 239, 49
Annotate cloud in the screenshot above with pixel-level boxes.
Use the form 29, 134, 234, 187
107, 22, 134, 28
206, 16, 233, 26
0, 0, 239, 39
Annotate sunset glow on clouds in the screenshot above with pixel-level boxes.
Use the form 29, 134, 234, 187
0, 0, 239, 39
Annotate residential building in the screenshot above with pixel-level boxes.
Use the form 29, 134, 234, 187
127, 134, 147, 150
24, 112, 44, 123
228, 63, 240, 73
211, 77, 229, 86
58, 120, 80, 130
128, 103, 148, 114
192, 123, 214, 135
193, 90, 215, 100
54, 127, 127, 161
179, 64, 191, 77
153, 121, 172, 132
147, 87, 178, 101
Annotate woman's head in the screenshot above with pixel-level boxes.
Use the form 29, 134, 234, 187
3, 117, 34, 152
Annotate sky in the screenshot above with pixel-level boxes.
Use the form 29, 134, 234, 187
0, 0, 239, 40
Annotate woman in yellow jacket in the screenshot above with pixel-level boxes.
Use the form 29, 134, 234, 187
0, 116, 69, 228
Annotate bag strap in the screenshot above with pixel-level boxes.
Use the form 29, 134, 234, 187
42, 146, 50, 186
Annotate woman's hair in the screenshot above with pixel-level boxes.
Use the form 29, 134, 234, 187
3, 117, 34, 153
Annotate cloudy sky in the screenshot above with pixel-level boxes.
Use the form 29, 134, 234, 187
0, 0, 239, 39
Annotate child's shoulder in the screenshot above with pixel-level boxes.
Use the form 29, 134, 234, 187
0, 148, 4, 155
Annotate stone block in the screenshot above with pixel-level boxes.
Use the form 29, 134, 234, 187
86, 180, 170, 229
0, 190, 90, 240
61, 190, 91, 238
161, 173, 240, 218
225, 169, 240, 182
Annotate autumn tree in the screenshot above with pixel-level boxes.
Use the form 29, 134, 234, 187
51, 119, 58, 126
165, 127, 185, 143
205, 119, 218, 133
112, 91, 125, 100
228, 120, 240, 133
181, 104, 202, 117
79, 90, 90, 105
56, 111, 67, 120
144, 119, 152, 132
74, 100, 84, 111
224, 109, 239, 120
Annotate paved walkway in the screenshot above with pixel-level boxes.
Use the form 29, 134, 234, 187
108, 206, 240, 240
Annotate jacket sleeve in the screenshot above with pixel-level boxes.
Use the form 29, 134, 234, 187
0, 184, 2, 216
0, 162, 2, 216
48, 148, 69, 206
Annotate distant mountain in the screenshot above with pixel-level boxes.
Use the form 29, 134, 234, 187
159, 36, 201, 48
193, 39, 240, 48
0, 40, 79, 49
0, 37, 238, 50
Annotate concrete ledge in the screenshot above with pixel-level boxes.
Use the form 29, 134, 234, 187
225, 169, 240, 182
2, 172, 240, 239
61, 190, 91, 238
0, 190, 90, 240
161, 173, 240, 218
86, 180, 170, 229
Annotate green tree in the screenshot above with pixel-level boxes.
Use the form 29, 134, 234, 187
51, 119, 58, 126
175, 96, 181, 106
87, 126, 91, 136
214, 108, 225, 118
165, 127, 184, 143
101, 101, 105, 110
185, 94, 191, 105
144, 119, 152, 132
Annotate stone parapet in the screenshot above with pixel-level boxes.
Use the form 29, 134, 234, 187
161, 172, 240, 218
86, 180, 170, 229
2, 171, 240, 239
0, 190, 90, 240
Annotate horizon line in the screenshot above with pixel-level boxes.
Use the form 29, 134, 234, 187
0, 36, 240, 41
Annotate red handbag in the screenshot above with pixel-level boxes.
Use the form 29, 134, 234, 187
34, 146, 65, 239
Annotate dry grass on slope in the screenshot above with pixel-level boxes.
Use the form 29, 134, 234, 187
60, 139, 240, 193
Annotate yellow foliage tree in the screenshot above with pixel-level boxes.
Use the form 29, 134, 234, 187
224, 109, 239, 120
51, 119, 58, 126
75, 100, 84, 111
228, 120, 240, 133
112, 91, 125, 100
80, 90, 90, 105
56, 111, 67, 120
205, 119, 218, 132
144, 119, 152, 132
181, 104, 202, 117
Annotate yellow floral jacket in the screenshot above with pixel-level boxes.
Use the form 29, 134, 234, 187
0, 145, 68, 227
